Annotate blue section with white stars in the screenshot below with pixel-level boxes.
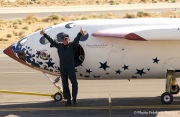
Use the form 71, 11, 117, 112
12, 43, 60, 73
12, 41, 162, 79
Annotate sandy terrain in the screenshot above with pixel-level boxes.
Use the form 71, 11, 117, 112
0, 1, 180, 49
1, 11, 180, 49
1, 0, 179, 7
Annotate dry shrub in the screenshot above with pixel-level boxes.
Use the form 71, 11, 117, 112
0, 20, 4, 24
54, 22, 59, 25
60, 16, 69, 22
161, 11, 174, 17
19, 35, 26, 39
169, 11, 180, 18
16, 0, 28, 5
42, 17, 53, 22
1, 38, 9, 41
103, 13, 117, 19
13, 31, 19, 36
12, 19, 22, 25
13, 24, 19, 29
12, 21, 18, 26
24, 14, 39, 23
81, 16, 89, 20
91, 13, 99, 18
6, 34, 12, 38
152, 0, 158, 3
19, 30, 26, 36
124, 13, 136, 18
171, 0, 176, 2
42, 14, 60, 22
22, 26, 29, 30
49, 14, 59, 20
108, 0, 116, 5
35, 27, 41, 32
70, 16, 80, 21
16, 19, 23, 24
137, 11, 151, 17
141, 0, 147, 2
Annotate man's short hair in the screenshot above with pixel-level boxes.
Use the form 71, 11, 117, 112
61, 33, 69, 39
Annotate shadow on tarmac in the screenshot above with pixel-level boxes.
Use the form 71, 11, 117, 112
0, 96, 180, 117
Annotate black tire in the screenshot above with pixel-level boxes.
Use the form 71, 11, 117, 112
54, 92, 63, 102
171, 85, 180, 94
161, 92, 173, 104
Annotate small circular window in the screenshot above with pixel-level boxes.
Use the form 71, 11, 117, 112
40, 26, 52, 45
74, 44, 85, 67
65, 23, 76, 29
56, 32, 65, 42
19, 37, 28, 46
40, 36, 49, 45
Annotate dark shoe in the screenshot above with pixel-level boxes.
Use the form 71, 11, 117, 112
65, 99, 72, 106
73, 99, 78, 104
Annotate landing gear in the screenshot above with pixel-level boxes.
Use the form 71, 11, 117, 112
161, 92, 173, 104
171, 85, 180, 94
44, 73, 63, 102
54, 92, 63, 102
161, 70, 179, 104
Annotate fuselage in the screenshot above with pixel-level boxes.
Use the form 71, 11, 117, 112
4, 18, 180, 79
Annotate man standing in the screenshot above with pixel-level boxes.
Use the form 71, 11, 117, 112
40, 28, 85, 106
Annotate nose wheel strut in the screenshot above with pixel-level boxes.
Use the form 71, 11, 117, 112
44, 73, 63, 102
161, 70, 180, 104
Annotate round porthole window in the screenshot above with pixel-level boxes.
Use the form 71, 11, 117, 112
56, 32, 65, 42
40, 36, 49, 45
18, 37, 28, 46
74, 44, 85, 67
65, 23, 76, 29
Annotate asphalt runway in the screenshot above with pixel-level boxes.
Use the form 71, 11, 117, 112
0, 49, 180, 117
0, 3, 180, 19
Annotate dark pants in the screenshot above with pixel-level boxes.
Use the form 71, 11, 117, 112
60, 70, 78, 100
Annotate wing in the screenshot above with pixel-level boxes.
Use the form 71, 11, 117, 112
92, 25, 180, 41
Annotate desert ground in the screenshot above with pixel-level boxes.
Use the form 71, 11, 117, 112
1, 0, 180, 7
0, 0, 180, 49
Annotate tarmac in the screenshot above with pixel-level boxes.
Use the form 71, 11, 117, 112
0, 49, 180, 117
0, 3, 180, 19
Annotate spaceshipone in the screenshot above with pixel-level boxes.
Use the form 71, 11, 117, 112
3, 18, 180, 104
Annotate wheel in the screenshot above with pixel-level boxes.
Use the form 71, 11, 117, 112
171, 85, 180, 94
54, 92, 63, 102
161, 92, 173, 104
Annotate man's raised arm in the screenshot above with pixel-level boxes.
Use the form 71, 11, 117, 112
40, 29, 58, 48
73, 28, 86, 47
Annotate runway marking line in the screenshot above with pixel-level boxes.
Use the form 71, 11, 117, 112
0, 105, 180, 112
0, 72, 39, 74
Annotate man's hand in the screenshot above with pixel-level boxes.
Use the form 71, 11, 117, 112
80, 28, 86, 35
40, 29, 45, 35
